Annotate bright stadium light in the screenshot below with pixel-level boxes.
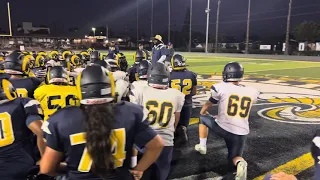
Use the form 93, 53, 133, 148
92, 27, 96, 37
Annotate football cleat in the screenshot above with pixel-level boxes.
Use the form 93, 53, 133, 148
195, 144, 207, 155
235, 160, 248, 180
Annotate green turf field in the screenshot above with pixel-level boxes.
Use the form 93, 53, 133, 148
120, 52, 320, 79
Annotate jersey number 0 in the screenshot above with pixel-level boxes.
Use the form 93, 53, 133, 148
0, 113, 14, 147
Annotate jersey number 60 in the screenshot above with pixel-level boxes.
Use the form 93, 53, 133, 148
145, 100, 173, 128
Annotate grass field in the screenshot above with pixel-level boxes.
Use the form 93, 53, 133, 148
119, 52, 320, 79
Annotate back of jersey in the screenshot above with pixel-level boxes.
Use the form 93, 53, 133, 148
134, 86, 185, 146
170, 70, 197, 106
34, 84, 79, 120
44, 103, 156, 179
211, 82, 259, 135
10, 77, 41, 98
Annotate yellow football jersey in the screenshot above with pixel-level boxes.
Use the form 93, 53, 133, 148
34, 84, 80, 121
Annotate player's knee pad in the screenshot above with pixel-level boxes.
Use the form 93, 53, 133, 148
199, 115, 211, 126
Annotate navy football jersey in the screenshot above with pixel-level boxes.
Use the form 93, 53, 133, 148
0, 98, 43, 179
169, 70, 197, 106
0, 73, 10, 81
10, 77, 42, 98
44, 101, 157, 180
128, 64, 139, 83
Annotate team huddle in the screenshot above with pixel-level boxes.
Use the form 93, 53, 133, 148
0, 47, 317, 180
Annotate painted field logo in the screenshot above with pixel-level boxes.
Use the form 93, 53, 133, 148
258, 94, 320, 124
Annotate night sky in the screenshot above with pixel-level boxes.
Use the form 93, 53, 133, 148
0, 0, 319, 38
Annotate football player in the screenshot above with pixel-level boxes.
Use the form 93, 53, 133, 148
108, 41, 120, 54
128, 50, 146, 83
89, 50, 101, 63
32, 54, 47, 80
0, 79, 45, 179
312, 130, 320, 178
0, 56, 10, 81
116, 53, 128, 72
195, 62, 260, 180
34, 66, 79, 121
4, 51, 42, 98
132, 62, 185, 180
129, 60, 150, 102
40, 65, 164, 180
105, 59, 130, 102
169, 54, 197, 143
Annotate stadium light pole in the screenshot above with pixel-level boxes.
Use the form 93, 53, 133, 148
285, 0, 292, 55
168, 0, 171, 43
214, 0, 221, 53
151, 0, 154, 37
137, 0, 139, 46
205, 0, 210, 53
245, 0, 251, 54
0, 2, 12, 37
92, 27, 96, 37
188, 0, 193, 52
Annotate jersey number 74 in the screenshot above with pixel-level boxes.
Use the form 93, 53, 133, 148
70, 128, 126, 172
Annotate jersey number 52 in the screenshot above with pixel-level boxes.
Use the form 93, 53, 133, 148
171, 79, 192, 95
227, 95, 252, 118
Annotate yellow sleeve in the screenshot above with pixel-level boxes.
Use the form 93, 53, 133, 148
34, 86, 46, 103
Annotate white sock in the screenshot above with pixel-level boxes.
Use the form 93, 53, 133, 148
131, 156, 137, 168
199, 138, 207, 147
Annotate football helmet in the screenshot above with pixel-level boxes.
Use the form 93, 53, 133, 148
37, 51, 47, 57
0, 56, 4, 73
68, 55, 81, 67
0, 79, 18, 100
147, 62, 170, 89
90, 51, 101, 62
133, 50, 146, 63
60, 57, 73, 72
49, 50, 59, 59
4, 51, 35, 75
222, 62, 244, 82
0, 51, 9, 57
46, 66, 69, 84
35, 55, 46, 68
137, 60, 151, 80
76, 64, 115, 104
116, 53, 128, 72
105, 59, 120, 72
61, 50, 72, 60
171, 54, 186, 70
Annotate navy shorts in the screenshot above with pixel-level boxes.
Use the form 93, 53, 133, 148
200, 115, 247, 171
142, 146, 173, 180
0, 148, 35, 179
